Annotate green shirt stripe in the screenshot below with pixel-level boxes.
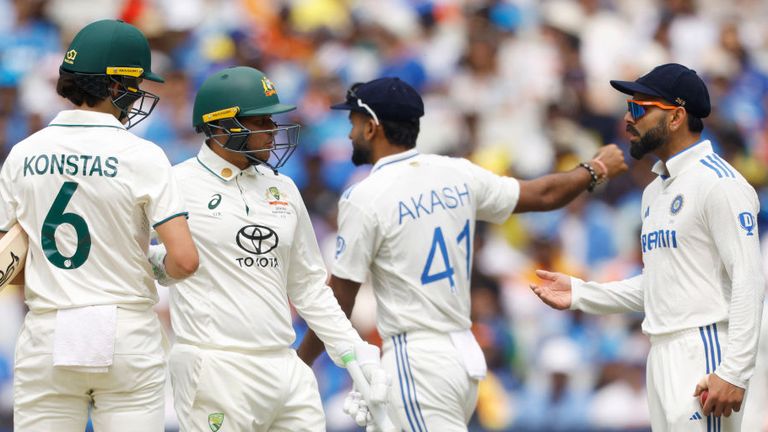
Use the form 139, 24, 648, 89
152, 212, 189, 228
49, 124, 125, 130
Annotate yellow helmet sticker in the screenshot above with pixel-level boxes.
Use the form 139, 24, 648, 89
64, 50, 78, 65
106, 67, 144, 77
202, 106, 240, 123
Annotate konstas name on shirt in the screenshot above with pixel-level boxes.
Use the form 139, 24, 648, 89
23, 154, 119, 178
398, 183, 471, 225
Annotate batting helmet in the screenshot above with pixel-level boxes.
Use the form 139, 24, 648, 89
60, 19, 162, 128
193, 67, 300, 172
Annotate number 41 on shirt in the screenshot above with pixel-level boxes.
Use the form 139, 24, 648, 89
420, 219, 470, 293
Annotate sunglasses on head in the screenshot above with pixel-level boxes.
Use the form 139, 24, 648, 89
626, 99, 679, 121
347, 84, 380, 125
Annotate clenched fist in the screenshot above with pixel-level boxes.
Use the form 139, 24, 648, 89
592, 143, 629, 179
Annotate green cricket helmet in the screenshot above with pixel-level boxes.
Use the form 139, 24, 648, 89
193, 67, 300, 173
60, 19, 162, 129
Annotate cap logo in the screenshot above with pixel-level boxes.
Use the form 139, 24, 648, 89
261, 77, 277, 97
64, 50, 77, 65
106, 67, 144, 77
202, 106, 240, 123
675, 97, 686, 106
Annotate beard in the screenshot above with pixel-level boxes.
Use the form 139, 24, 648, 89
628, 118, 669, 160
351, 140, 372, 166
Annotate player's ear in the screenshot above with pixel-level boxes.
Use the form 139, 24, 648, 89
669, 107, 686, 131
106, 80, 121, 99
363, 117, 378, 139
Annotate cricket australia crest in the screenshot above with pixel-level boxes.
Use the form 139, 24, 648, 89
208, 412, 224, 431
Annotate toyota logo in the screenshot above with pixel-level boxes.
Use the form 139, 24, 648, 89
236, 225, 279, 255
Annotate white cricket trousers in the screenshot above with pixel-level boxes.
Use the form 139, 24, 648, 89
647, 322, 744, 431
169, 342, 325, 432
14, 307, 167, 431
381, 331, 479, 432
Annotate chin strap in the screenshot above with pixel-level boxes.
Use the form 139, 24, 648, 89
245, 154, 279, 175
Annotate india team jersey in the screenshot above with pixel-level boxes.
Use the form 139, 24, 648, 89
572, 140, 764, 387
169, 144, 361, 361
333, 149, 520, 338
0, 110, 186, 312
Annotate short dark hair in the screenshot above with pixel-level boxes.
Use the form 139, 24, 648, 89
56, 70, 108, 107
381, 118, 420, 149
687, 115, 703, 133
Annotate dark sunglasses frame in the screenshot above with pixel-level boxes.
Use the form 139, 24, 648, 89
626, 99, 679, 121
347, 84, 380, 125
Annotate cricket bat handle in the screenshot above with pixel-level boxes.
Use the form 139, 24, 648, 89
341, 349, 397, 432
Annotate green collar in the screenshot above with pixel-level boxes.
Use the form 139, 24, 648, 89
48, 109, 126, 129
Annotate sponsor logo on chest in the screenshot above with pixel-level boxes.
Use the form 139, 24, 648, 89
233, 224, 280, 269
207, 193, 223, 218
265, 186, 292, 217
642, 193, 685, 253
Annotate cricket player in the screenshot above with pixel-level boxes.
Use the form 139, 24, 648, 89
531, 63, 765, 431
297, 77, 628, 431
0, 19, 198, 431
164, 66, 382, 432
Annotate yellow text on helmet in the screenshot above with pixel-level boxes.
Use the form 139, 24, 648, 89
202, 106, 240, 123
106, 67, 144, 77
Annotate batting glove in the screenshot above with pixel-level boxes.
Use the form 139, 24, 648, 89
344, 390, 371, 426
343, 389, 383, 432
148, 244, 179, 286
354, 342, 391, 404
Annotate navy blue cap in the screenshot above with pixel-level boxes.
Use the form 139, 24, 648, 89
610, 63, 711, 118
331, 77, 425, 121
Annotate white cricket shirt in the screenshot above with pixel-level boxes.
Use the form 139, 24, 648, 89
572, 140, 765, 387
0, 110, 186, 312
169, 144, 362, 362
333, 149, 520, 338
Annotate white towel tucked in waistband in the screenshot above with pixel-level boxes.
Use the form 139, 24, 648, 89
53, 305, 117, 373
449, 329, 487, 380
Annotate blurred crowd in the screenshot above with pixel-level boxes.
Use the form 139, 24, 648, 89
1, 0, 768, 431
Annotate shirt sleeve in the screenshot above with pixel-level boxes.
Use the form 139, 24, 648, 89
0, 156, 18, 230
332, 193, 381, 283
459, 159, 520, 224
703, 181, 765, 388
286, 190, 364, 367
570, 274, 645, 314
133, 145, 187, 227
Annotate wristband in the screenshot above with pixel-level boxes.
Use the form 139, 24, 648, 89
579, 162, 599, 192
591, 158, 608, 179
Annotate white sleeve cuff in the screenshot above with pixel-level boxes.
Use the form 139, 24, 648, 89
569, 276, 585, 311
714, 369, 747, 390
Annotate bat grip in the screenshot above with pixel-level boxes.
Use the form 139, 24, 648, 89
341, 350, 397, 432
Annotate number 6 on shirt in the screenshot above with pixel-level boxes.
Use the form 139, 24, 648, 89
42, 182, 92, 270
